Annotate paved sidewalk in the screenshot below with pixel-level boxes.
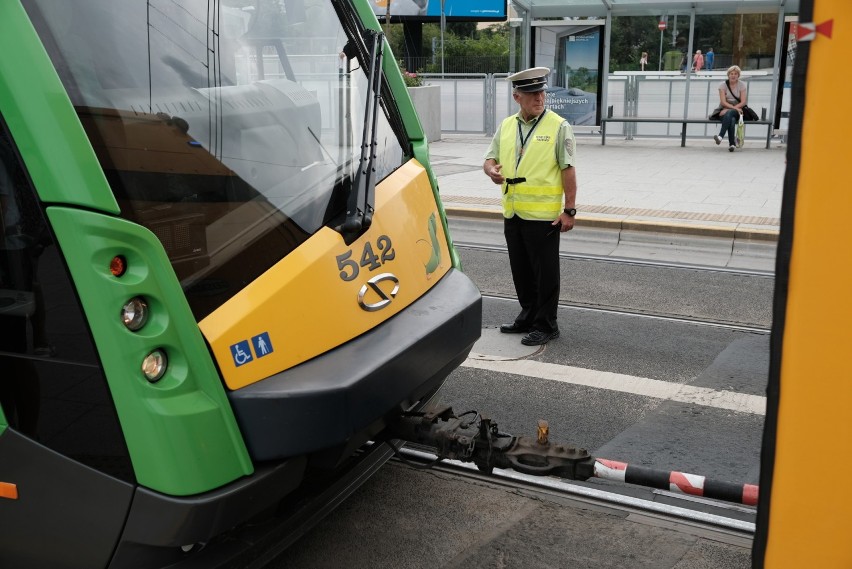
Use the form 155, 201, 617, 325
430, 133, 786, 239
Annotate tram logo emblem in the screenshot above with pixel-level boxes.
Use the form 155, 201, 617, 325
358, 273, 399, 312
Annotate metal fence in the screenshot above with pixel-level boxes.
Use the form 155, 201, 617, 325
419, 71, 777, 142
418, 74, 490, 134
606, 72, 775, 141
419, 73, 511, 135
403, 56, 509, 75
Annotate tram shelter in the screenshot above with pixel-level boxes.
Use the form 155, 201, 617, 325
507, 0, 800, 132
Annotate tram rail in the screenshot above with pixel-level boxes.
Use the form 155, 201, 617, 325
483, 292, 771, 334
455, 242, 774, 335
455, 242, 775, 279
394, 446, 756, 536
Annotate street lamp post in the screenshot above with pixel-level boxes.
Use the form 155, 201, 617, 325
658, 17, 666, 71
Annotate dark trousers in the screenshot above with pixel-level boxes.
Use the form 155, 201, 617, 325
504, 215, 560, 334
719, 110, 739, 146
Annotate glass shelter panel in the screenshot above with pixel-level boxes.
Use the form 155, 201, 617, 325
694, 13, 779, 72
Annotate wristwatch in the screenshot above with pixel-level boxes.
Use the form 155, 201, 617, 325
563, 208, 577, 217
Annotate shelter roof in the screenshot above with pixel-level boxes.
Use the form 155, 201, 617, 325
514, 0, 799, 19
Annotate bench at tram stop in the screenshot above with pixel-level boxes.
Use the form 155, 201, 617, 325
599, 106, 774, 149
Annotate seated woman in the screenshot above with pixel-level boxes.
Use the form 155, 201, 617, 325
712, 65, 747, 152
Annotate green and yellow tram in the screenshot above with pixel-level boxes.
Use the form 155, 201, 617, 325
0, 1, 480, 567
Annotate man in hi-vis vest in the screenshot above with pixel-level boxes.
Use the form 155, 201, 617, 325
483, 67, 577, 346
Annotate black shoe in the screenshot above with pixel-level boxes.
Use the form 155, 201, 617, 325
521, 329, 560, 346
500, 322, 530, 334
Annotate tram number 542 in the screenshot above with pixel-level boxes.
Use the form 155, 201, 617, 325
336, 235, 395, 282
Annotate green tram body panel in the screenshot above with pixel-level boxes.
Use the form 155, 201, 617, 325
0, 1, 252, 494
0, 2, 119, 214
0, 0, 463, 496
48, 207, 253, 493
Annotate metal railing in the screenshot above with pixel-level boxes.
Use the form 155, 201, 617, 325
606, 72, 774, 141
418, 73, 490, 134
401, 56, 509, 75
418, 71, 778, 141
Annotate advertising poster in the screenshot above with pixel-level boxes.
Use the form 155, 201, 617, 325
369, 0, 506, 21
547, 28, 601, 126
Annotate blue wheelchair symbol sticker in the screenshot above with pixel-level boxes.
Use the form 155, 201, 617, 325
252, 332, 273, 358
230, 340, 253, 367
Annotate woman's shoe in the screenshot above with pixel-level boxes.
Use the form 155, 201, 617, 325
713, 135, 722, 145
729, 145, 735, 152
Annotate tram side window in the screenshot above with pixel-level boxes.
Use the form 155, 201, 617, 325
0, 126, 133, 482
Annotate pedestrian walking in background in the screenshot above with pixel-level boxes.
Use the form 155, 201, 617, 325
711, 65, 748, 152
693, 50, 704, 72
705, 48, 715, 70
640, 52, 648, 71
482, 67, 578, 346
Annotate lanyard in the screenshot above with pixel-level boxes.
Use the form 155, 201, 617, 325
516, 109, 546, 169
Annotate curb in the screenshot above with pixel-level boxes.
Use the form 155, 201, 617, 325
443, 206, 779, 242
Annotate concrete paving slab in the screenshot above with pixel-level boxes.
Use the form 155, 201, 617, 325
431, 133, 785, 241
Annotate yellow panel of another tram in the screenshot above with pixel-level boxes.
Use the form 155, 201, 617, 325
763, 2, 852, 566
199, 159, 451, 390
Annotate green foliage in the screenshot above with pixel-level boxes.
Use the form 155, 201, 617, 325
385, 22, 509, 63
447, 22, 476, 38
443, 32, 509, 58
609, 14, 719, 71
608, 13, 779, 72
609, 15, 660, 71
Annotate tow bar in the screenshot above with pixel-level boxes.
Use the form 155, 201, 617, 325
388, 406, 758, 507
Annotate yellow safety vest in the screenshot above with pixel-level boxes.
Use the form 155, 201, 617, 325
498, 110, 564, 220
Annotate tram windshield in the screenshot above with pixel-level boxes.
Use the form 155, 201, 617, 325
23, 0, 407, 320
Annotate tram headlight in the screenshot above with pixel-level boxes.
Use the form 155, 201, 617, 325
142, 350, 167, 383
121, 297, 149, 331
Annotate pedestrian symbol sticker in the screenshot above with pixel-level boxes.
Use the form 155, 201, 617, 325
252, 332, 273, 358
231, 340, 253, 367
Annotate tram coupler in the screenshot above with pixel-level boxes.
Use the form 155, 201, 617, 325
388, 406, 760, 507
388, 406, 595, 481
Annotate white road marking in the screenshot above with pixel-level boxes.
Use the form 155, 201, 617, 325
462, 357, 766, 416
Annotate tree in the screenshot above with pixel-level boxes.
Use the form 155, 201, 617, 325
608, 16, 661, 71
447, 22, 476, 38
384, 21, 510, 73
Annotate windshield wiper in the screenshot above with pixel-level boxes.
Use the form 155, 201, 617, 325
339, 29, 383, 240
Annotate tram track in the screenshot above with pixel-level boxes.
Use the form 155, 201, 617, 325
455, 242, 775, 331
483, 292, 771, 334
455, 242, 775, 279
393, 446, 756, 539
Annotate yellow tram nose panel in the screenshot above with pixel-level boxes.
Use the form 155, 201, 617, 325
199, 160, 451, 390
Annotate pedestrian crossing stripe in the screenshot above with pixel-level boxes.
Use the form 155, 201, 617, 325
463, 357, 766, 415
